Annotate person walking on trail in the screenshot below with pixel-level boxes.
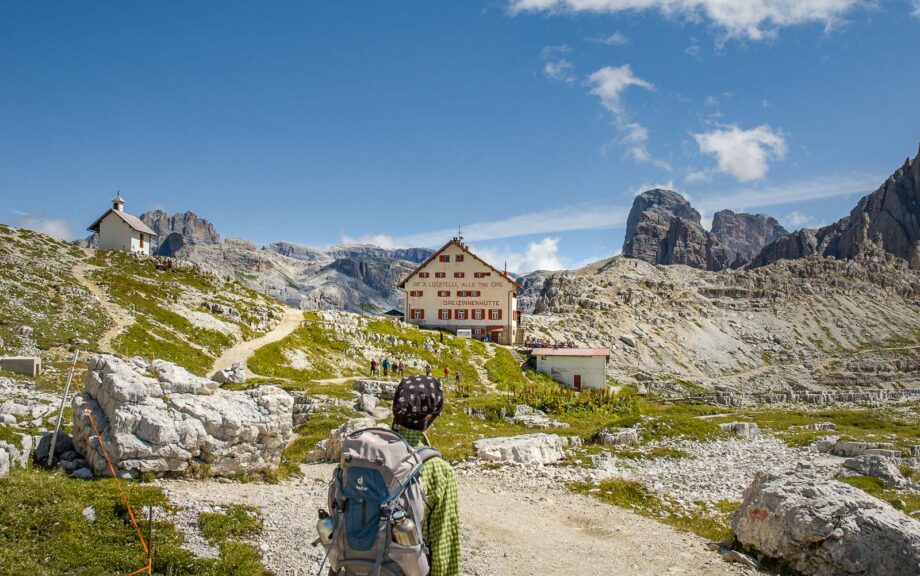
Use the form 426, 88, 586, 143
392, 376, 461, 576
382, 357, 390, 377
398, 359, 404, 376
454, 370, 460, 391
370, 359, 377, 377
443, 366, 449, 380
425, 363, 432, 376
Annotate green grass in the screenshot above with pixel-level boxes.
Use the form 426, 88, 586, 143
198, 505, 263, 545
0, 225, 109, 352
0, 467, 270, 575
249, 312, 346, 380
484, 347, 528, 391
240, 377, 357, 400
113, 321, 214, 376
276, 406, 358, 477
639, 403, 727, 442
569, 479, 733, 542
840, 476, 920, 516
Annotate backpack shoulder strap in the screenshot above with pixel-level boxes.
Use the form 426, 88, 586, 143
415, 446, 442, 463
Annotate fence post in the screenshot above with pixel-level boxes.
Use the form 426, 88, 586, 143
48, 349, 79, 467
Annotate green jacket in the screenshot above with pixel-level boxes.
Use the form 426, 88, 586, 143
399, 428, 461, 576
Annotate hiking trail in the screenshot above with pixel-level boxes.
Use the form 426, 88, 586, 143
211, 307, 305, 377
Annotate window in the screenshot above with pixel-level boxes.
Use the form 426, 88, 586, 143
435, 272, 446, 278
439, 255, 450, 263
456, 290, 481, 297
438, 309, 451, 320
409, 290, 423, 297
454, 272, 465, 278
473, 309, 484, 320
139, 233, 144, 248
455, 310, 467, 320
437, 290, 450, 297
473, 327, 484, 336
455, 255, 464, 262
418, 272, 430, 279
474, 272, 491, 278
489, 309, 502, 321
410, 309, 424, 320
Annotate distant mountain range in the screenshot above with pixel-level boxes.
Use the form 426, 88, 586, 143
622, 144, 920, 272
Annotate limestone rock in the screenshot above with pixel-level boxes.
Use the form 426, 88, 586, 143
719, 422, 760, 438
733, 468, 920, 576
841, 454, 907, 488
212, 363, 246, 385
790, 422, 836, 431
473, 434, 578, 465
357, 393, 378, 415
597, 428, 639, 446
140, 210, 221, 256
0, 449, 8, 478
352, 380, 397, 400
34, 431, 76, 465
510, 405, 569, 430
710, 210, 788, 264
71, 355, 293, 478
307, 417, 377, 463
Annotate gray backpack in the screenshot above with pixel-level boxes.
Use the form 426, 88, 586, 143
317, 427, 441, 576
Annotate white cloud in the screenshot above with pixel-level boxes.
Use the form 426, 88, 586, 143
590, 31, 631, 45
339, 233, 398, 249
913, 0, 920, 17
18, 216, 75, 240
473, 237, 566, 274
685, 36, 703, 60
508, 0, 867, 41
588, 65, 670, 169
781, 210, 825, 230
685, 169, 712, 183
350, 171, 880, 249
544, 58, 577, 83
693, 124, 787, 181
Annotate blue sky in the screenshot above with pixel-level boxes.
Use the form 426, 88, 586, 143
1, 1, 919, 271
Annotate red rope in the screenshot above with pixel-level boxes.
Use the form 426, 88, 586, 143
72, 364, 152, 574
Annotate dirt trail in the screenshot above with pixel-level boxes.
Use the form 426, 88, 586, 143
161, 465, 750, 576
71, 259, 134, 353
211, 307, 305, 376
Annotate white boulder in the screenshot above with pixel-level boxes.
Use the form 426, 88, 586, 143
474, 433, 578, 465
597, 428, 639, 446
511, 405, 569, 430
352, 380, 397, 400
212, 362, 246, 385
719, 422, 760, 438
733, 467, 920, 576
71, 355, 293, 478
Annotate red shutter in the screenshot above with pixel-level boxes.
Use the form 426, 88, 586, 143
498, 309, 503, 320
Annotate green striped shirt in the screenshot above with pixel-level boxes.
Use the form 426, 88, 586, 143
399, 428, 461, 576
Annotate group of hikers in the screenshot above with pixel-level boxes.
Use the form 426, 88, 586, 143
524, 335, 577, 349
370, 357, 461, 387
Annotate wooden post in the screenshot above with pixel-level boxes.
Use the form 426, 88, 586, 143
48, 349, 79, 466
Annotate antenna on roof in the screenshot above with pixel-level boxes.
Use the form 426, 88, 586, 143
454, 225, 464, 245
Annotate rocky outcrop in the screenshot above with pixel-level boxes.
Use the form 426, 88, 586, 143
752, 145, 920, 268
323, 257, 414, 298
733, 467, 920, 576
622, 189, 766, 271
72, 355, 293, 478
473, 434, 578, 465
140, 210, 221, 256
510, 405, 569, 429
326, 244, 433, 264
710, 210, 787, 264
263, 241, 330, 263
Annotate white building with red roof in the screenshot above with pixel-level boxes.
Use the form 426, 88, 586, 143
397, 237, 522, 345
87, 194, 158, 255
531, 348, 610, 391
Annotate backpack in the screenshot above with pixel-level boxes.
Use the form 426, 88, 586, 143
317, 427, 441, 576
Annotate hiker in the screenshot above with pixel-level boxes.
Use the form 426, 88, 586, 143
425, 363, 432, 376
382, 357, 390, 377
391, 376, 460, 575
370, 359, 377, 376
316, 376, 461, 576
398, 359, 404, 376
454, 370, 460, 390
443, 366, 449, 380
439, 332, 444, 344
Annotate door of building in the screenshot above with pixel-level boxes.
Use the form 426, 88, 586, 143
573, 375, 582, 391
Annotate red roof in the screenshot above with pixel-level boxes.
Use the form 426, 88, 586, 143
397, 239, 521, 290
531, 348, 610, 357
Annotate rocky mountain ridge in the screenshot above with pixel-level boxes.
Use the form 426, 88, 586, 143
752, 145, 920, 268
622, 189, 781, 271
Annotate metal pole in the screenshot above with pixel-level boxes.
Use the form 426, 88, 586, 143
48, 349, 79, 467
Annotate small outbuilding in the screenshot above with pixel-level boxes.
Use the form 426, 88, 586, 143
531, 348, 610, 391
87, 194, 158, 255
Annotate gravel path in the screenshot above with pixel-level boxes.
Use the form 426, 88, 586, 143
160, 463, 752, 576
71, 259, 134, 354
210, 307, 305, 377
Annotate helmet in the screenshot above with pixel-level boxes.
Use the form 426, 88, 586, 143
392, 375, 444, 431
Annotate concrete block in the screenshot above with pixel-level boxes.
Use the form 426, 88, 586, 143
0, 357, 41, 377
